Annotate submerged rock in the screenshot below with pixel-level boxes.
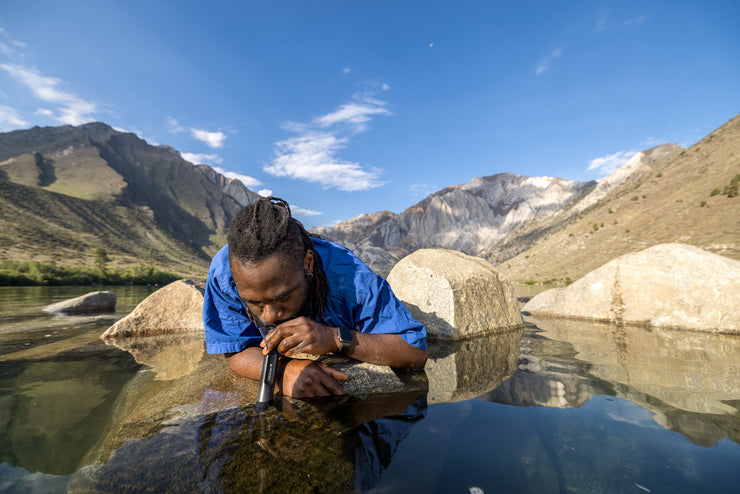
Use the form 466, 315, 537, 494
523, 243, 740, 333
387, 249, 523, 339
43, 291, 116, 315
102, 279, 204, 338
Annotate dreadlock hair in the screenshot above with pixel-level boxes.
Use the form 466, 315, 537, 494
227, 196, 329, 319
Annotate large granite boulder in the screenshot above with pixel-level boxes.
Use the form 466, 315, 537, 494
43, 291, 116, 315
102, 280, 204, 338
387, 249, 523, 339
523, 243, 740, 333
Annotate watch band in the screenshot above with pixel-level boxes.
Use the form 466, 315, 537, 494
337, 326, 353, 355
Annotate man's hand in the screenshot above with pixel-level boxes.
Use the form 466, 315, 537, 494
280, 358, 348, 398
225, 346, 348, 399
261, 316, 339, 357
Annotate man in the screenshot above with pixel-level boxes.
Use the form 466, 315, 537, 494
203, 197, 428, 399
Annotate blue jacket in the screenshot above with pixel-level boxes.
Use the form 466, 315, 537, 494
202, 238, 427, 354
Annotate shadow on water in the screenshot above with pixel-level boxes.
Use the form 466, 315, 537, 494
1, 286, 739, 493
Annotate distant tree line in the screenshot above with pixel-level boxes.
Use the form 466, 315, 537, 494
0, 260, 180, 286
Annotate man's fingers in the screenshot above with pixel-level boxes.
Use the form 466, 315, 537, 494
320, 364, 349, 381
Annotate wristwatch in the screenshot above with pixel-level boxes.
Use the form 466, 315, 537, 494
337, 327, 353, 355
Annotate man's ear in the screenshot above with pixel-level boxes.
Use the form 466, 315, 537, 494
304, 250, 314, 275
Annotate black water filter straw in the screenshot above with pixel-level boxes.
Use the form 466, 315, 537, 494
255, 347, 278, 412
254, 321, 278, 413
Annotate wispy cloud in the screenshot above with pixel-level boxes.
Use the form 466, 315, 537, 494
587, 150, 638, 175
166, 116, 186, 134
0, 27, 26, 56
410, 183, 439, 198
0, 104, 28, 131
536, 48, 563, 75
292, 205, 322, 217
191, 128, 226, 148
595, 9, 651, 32
181, 152, 223, 166
0, 63, 97, 125
210, 166, 262, 188
265, 93, 390, 191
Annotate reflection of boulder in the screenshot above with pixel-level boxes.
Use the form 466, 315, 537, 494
102, 280, 204, 338
480, 333, 607, 409
103, 333, 206, 380
524, 243, 740, 333
387, 249, 523, 339
425, 328, 522, 403
489, 321, 740, 447
527, 315, 740, 416
43, 291, 116, 315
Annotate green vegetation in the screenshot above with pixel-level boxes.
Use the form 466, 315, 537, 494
94, 247, 111, 271
711, 187, 722, 196
0, 260, 179, 286
724, 174, 739, 197
631, 196, 639, 201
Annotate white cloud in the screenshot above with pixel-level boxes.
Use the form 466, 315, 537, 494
0, 104, 28, 130
34, 108, 53, 117
595, 9, 610, 32
257, 189, 273, 197
166, 116, 185, 133
587, 150, 638, 175
191, 128, 226, 148
0, 27, 26, 55
266, 130, 384, 191
410, 183, 439, 197
265, 94, 390, 191
342, 66, 351, 74
181, 152, 223, 166
623, 15, 650, 27
291, 205, 322, 217
211, 166, 263, 188
536, 48, 563, 75
381, 83, 390, 91
428, 42, 434, 48
313, 98, 391, 131
0, 63, 97, 125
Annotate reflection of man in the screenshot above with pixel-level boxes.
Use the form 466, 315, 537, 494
203, 197, 428, 398
196, 390, 428, 492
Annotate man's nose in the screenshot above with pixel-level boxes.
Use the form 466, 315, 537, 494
260, 304, 283, 324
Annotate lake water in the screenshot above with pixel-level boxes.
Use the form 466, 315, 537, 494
1, 286, 739, 493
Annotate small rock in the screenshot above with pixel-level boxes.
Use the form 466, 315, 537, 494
43, 291, 116, 315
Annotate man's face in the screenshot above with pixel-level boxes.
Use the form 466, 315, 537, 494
230, 251, 313, 331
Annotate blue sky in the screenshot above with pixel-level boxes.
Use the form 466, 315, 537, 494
1, 1, 739, 229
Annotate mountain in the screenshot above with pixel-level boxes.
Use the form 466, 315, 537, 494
312, 174, 596, 275
0, 123, 259, 276
494, 114, 740, 283
314, 114, 739, 281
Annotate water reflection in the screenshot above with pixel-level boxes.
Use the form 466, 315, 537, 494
485, 317, 740, 446
425, 328, 522, 403
68, 381, 427, 493
103, 333, 205, 381
0, 346, 140, 476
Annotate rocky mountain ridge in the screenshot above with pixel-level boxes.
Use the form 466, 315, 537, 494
313, 142, 687, 276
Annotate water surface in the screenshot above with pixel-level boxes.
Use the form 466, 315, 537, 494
0, 286, 738, 493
